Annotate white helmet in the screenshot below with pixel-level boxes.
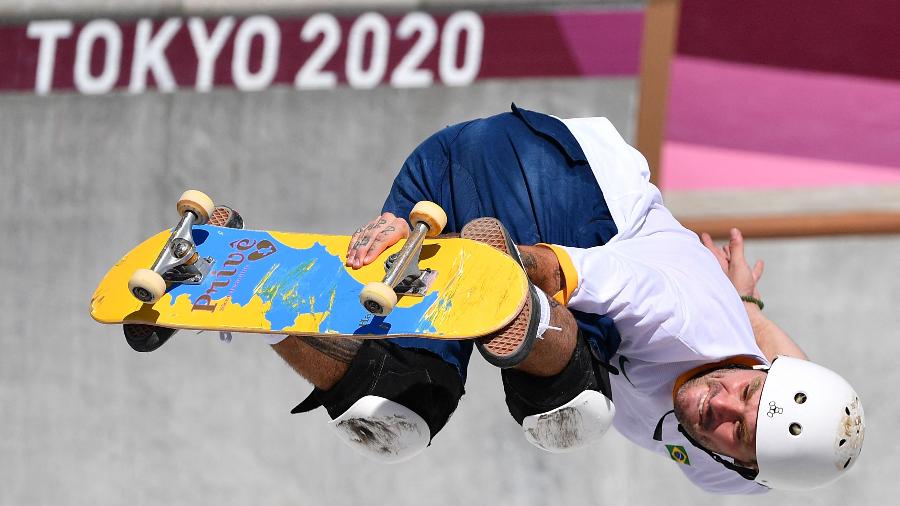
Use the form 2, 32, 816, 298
754, 356, 865, 490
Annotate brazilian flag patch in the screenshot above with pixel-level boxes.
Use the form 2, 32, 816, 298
666, 444, 691, 465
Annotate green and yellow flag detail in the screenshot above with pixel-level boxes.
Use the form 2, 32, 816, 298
666, 444, 691, 465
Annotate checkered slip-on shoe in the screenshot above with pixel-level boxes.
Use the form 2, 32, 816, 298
209, 205, 244, 230
461, 218, 541, 368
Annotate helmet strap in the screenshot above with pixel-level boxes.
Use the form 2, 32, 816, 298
676, 423, 760, 482
652, 409, 762, 483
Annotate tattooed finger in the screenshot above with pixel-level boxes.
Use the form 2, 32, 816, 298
350, 236, 367, 251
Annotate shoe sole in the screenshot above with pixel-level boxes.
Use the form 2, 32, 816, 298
461, 218, 540, 368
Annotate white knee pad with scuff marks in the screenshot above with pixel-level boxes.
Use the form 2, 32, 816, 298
328, 395, 430, 463
522, 390, 615, 453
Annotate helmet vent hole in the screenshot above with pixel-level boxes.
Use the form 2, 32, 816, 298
789, 423, 802, 436
839, 438, 847, 447
844, 457, 852, 469
794, 392, 807, 404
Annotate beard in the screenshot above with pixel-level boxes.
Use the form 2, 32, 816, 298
673, 372, 715, 446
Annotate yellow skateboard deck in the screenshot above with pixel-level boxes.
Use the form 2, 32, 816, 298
91, 225, 528, 339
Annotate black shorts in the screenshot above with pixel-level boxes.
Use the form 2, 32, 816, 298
292, 340, 465, 440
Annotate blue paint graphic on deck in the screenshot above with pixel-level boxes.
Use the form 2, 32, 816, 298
166, 226, 439, 335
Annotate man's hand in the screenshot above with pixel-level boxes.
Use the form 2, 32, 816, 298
345, 212, 410, 269
700, 228, 764, 298
702, 228, 808, 361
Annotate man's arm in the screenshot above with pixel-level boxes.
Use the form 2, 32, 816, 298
700, 228, 808, 362
518, 245, 564, 295
741, 303, 807, 362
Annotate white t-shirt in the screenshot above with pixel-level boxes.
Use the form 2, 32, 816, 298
557, 117, 770, 494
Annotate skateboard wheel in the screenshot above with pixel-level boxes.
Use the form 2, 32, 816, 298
128, 268, 167, 304
410, 201, 447, 238
177, 190, 215, 225
360, 282, 398, 316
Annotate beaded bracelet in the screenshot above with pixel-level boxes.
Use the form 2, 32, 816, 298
740, 295, 764, 310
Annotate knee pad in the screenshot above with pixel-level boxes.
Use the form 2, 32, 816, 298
291, 341, 464, 458
521, 390, 615, 453
503, 332, 616, 452
328, 395, 430, 463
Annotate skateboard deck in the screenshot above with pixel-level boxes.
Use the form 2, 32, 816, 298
91, 225, 529, 339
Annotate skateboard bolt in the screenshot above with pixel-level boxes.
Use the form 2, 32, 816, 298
132, 287, 153, 303
171, 238, 192, 259
364, 300, 383, 314
384, 253, 399, 271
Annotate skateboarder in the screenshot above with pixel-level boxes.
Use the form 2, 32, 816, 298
268, 105, 866, 493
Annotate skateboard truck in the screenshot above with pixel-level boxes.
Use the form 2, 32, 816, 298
383, 252, 437, 297
128, 190, 217, 304
359, 201, 447, 317
150, 222, 213, 284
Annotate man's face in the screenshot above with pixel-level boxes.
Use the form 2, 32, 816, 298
673, 368, 767, 466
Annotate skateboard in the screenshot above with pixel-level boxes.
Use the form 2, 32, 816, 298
90, 191, 529, 341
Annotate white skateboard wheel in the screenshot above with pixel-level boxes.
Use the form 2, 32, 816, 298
177, 190, 215, 225
410, 201, 447, 238
128, 268, 167, 304
360, 282, 398, 316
